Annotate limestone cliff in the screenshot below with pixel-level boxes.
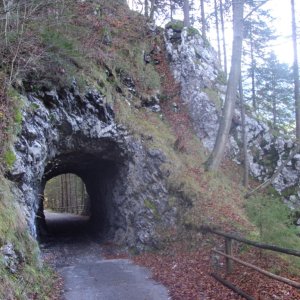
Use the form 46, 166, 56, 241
165, 26, 300, 214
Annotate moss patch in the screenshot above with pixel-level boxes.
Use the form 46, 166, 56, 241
4, 150, 16, 168
0, 176, 58, 299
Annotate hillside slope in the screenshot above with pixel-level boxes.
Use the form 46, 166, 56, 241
0, 1, 300, 299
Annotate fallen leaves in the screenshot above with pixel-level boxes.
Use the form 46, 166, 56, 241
134, 241, 300, 300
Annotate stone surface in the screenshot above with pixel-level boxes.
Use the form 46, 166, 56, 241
8, 83, 175, 251
0, 243, 20, 273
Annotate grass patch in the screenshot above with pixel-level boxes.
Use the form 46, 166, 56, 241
0, 176, 58, 299
4, 150, 16, 168
245, 194, 300, 272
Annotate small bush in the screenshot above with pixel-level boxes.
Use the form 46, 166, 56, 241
245, 195, 300, 270
4, 150, 16, 168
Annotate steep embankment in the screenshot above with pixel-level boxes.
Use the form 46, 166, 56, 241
1, 0, 300, 299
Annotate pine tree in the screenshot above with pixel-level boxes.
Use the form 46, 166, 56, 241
243, 7, 276, 113
255, 52, 294, 131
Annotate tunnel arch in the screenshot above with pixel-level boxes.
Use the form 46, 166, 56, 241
9, 88, 173, 250
37, 147, 126, 239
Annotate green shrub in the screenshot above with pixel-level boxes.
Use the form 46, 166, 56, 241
245, 195, 300, 270
165, 20, 184, 32
4, 150, 16, 168
14, 109, 22, 125
41, 29, 78, 57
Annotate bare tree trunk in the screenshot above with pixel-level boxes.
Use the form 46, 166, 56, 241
249, 25, 257, 112
68, 173, 72, 213
56, 177, 59, 210
239, 79, 249, 187
214, 0, 221, 64
74, 175, 78, 214
271, 74, 277, 128
60, 175, 64, 211
149, 0, 155, 21
200, 0, 206, 39
291, 0, 300, 140
64, 174, 68, 212
3, 0, 9, 46
183, 0, 190, 28
205, 0, 244, 171
81, 179, 85, 214
145, 0, 149, 17
220, 0, 227, 76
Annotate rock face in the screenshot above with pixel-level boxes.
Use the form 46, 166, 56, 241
165, 27, 223, 151
165, 26, 300, 211
8, 84, 175, 251
0, 243, 23, 274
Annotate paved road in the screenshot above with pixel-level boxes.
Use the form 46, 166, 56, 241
41, 211, 170, 300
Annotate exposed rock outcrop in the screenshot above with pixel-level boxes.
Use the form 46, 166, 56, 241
165, 26, 300, 212
8, 84, 175, 251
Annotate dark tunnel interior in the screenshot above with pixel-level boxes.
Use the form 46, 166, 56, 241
37, 151, 120, 242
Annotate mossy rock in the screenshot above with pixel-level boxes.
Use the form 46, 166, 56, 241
281, 185, 298, 198
4, 149, 16, 168
144, 199, 160, 220
165, 20, 184, 33
187, 27, 199, 36
165, 21, 199, 37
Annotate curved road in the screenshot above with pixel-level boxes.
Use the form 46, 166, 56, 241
41, 212, 169, 300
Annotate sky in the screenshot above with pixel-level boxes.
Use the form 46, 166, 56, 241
128, 0, 299, 66
264, 0, 295, 65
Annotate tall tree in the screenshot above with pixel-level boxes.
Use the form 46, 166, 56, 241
149, 0, 156, 20
243, 8, 276, 113
145, 0, 149, 17
291, 0, 300, 140
183, 0, 190, 27
220, 0, 228, 76
205, 0, 244, 171
200, 0, 206, 39
170, 0, 174, 21
214, 0, 222, 63
255, 53, 294, 130
239, 78, 249, 187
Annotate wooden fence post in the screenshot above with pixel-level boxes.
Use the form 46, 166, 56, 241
225, 237, 233, 274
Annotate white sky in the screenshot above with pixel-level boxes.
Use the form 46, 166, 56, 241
128, 0, 299, 66
264, 0, 295, 65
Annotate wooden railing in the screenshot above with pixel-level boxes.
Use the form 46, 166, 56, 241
200, 225, 300, 299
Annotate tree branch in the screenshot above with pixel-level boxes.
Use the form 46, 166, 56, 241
243, 0, 269, 20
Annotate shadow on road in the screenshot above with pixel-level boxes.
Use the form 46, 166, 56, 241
40, 211, 170, 300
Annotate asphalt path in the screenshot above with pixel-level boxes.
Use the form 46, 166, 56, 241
41, 211, 170, 300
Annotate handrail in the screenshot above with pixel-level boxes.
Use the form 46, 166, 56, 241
200, 225, 300, 257
198, 225, 300, 298
213, 249, 300, 289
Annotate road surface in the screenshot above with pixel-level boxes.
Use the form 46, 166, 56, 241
41, 211, 170, 300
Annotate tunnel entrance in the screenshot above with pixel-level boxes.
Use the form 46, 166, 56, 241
44, 174, 90, 216
43, 173, 91, 239
37, 151, 122, 242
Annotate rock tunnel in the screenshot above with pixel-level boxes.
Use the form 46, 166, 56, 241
38, 151, 121, 240
9, 88, 173, 250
